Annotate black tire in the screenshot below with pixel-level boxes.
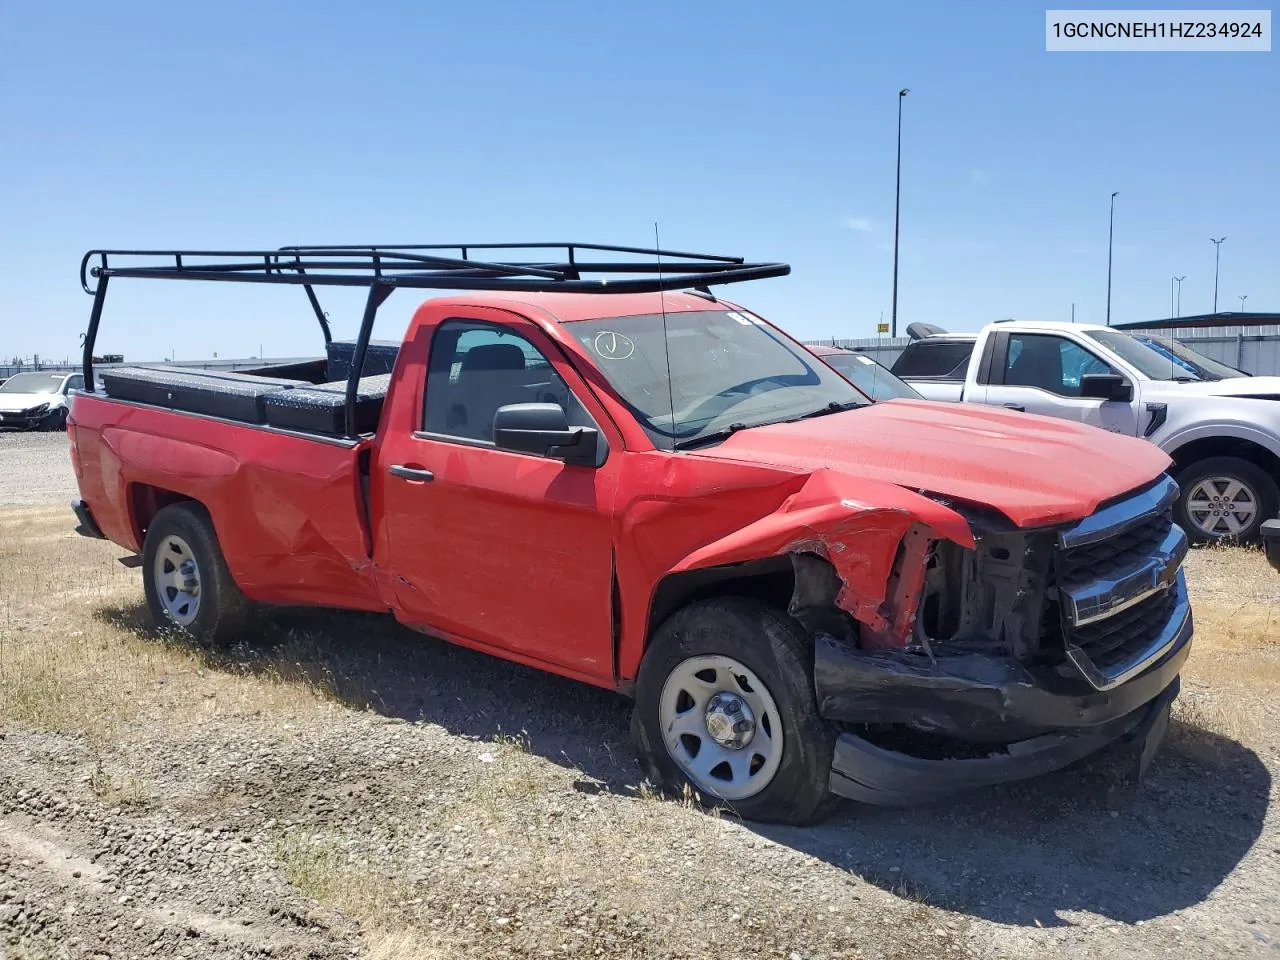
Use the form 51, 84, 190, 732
37, 407, 67, 431
631, 597, 837, 825
1174, 457, 1279, 545
142, 503, 253, 647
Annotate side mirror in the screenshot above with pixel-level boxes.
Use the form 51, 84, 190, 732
492, 403, 598, 466
1080, 373, 1133, 402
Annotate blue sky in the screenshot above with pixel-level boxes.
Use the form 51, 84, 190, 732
1, 1, 1275, 362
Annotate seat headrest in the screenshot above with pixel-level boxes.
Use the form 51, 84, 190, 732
460, 343, 526, 373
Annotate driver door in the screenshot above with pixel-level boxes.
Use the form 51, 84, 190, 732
978, 331, 1141, 436
377, 312, 623, 684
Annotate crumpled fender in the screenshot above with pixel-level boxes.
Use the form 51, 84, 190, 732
669, 469, 975, 643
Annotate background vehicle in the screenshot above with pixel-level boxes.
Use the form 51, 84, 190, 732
0, 370, 83, 430
69, 244, 1190, 824
892, 320, 1280, 544
805, 343, 922, 401
1264, 519, 1280, 572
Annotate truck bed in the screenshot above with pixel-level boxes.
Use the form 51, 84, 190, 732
69, 390, 385, 611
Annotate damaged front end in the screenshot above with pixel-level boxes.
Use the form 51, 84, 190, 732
792, 474, 1193, 805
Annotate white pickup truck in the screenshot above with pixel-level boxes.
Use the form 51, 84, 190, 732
891, 320, 1280, 545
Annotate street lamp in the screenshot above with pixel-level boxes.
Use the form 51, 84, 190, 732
1105, 192, 1119, 326
890, 87, 909, 339
1173, 275, 1186, 318
1239, 294, 1248, 313
1210, 237, 1226, 312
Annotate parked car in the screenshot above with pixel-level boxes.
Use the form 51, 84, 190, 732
0, 370, 84, 431
69, 244, 1191, 823
805, 344, 922, 401
892, 320, 1280, 545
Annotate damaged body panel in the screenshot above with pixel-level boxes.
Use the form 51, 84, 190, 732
828, 678, 1179, 806
811, 473, 1194, 804
662, 468, 973, 650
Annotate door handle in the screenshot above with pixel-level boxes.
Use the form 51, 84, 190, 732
389, 464, 434, 482
1001, 403, 1025, 412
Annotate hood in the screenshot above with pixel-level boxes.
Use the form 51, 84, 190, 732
1142, 375, 1280, 400
0, 393, 62, 413
688, 399, 1171, 528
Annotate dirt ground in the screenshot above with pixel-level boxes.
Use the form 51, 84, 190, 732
1, 431, 1277, 959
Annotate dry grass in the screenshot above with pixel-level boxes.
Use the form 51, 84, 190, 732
275, 833, 452, 960
1176, 545, 1280, 746
0, 507, 329, 741
87, 763, 153, 808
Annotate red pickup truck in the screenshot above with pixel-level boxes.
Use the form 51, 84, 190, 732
69, 244, 1192, 823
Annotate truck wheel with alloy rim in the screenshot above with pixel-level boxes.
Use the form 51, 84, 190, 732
631, 597, 837, 825
1175, 456, 1279, 545
142, 503, 252, 647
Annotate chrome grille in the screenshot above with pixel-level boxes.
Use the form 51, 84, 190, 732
1053, 475, 1192, 691
1070, 585, 1177, 664
1058, 504, 1174, 584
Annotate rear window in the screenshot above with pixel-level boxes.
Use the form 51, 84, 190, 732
891, 340, 974, 380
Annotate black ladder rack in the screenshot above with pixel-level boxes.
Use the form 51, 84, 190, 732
79, 242, 790, 437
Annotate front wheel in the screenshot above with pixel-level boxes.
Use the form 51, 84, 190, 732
631, 598, 836, 824
1175, 457, 1279, 544
142, 503, 252, 646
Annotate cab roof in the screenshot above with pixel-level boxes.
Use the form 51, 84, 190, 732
421, 290, 736, 324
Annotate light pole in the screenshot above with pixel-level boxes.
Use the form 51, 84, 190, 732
1210, 236, 1226, 313
890, 87, 909, 338
1173, 275, 1186, 318
1239, 294, 1248, 313
1105, 191, 1118, 325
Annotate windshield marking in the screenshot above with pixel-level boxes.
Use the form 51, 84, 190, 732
592, 331, 635, 361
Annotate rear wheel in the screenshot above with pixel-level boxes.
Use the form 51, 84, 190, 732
1175, 457, 1278, 544
631, 598, 836, 824
142, 503, 252, 646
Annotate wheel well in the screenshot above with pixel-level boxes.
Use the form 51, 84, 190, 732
1167, 437, 1280, 482
128, 484, 196, 543
648, 557, 796, 642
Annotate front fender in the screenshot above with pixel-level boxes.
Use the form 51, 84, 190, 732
669, 468, 974, 643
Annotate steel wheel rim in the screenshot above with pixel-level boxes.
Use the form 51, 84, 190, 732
659, 654, 784, 802
1186, 476, 1259, 538
153, 534, 201, 626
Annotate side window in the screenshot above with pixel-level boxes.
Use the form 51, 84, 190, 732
891, 341, 973, 380
66, 376, 84, 393
422, 320, 594, 445
1004, 334, 1114, 397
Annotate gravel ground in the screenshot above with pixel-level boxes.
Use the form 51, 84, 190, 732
2, 431, 1277, 959
0, 431, 77, 507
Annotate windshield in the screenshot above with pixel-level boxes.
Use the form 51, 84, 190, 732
1084, 329, 1247, 381
570, 309, 866, 449
0, 373, 64, 394
820, 352, 922, 400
